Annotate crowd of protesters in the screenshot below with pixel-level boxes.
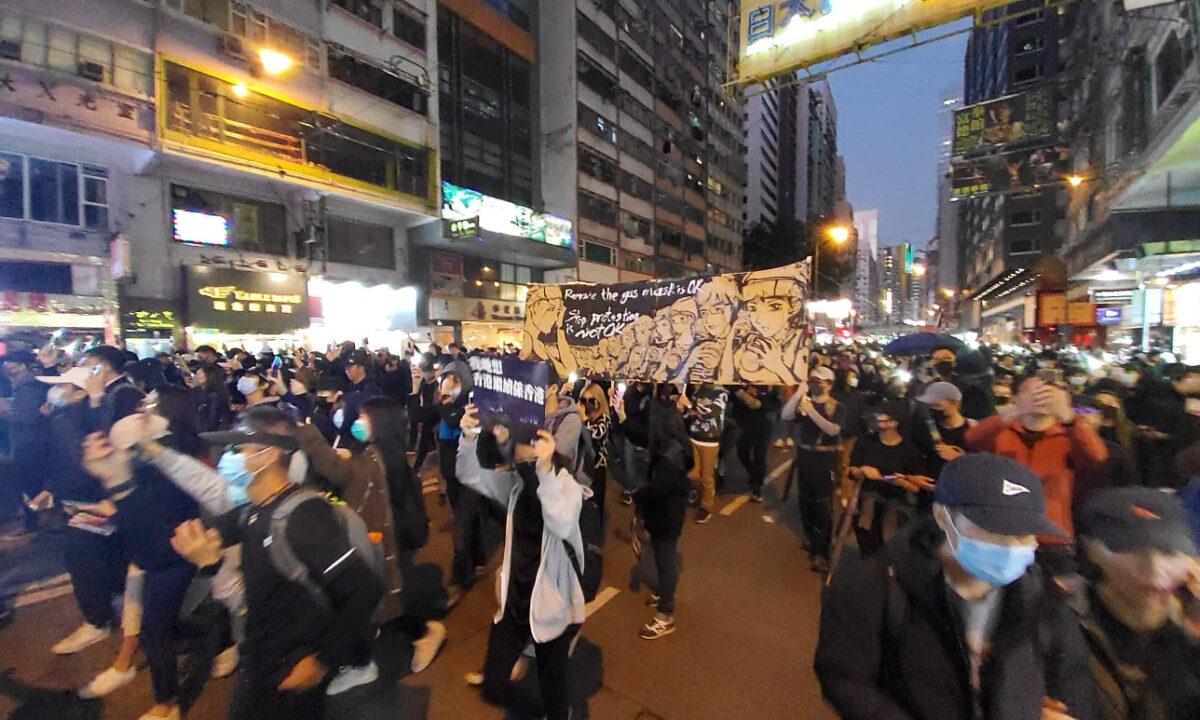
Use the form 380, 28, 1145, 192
0, 334, 1198, 719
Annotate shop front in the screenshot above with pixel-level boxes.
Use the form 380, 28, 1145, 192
183, 266, 309, 353
428, 295, 526, 350
120, 296, 182, 358
307, 276, 419, 351
1165, 282, 1200, 363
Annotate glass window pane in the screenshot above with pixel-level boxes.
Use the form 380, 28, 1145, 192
30, 159, 79, 225
515, 266, 531, 284
85, 205, 108, 229
500, 263, 514, 282
78, 36, 112, 82
46, 27, 74, 71
21, 21, 46, 65
0, 153, 24, 219
84, 176, 106, 204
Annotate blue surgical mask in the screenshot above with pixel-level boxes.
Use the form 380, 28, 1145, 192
217, 447, 270, 505
946, 517, 1036, 587
332, 408, 345, 429
350, 418, 370, 443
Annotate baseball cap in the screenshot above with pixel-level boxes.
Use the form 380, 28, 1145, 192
917, 381, 962, 405
935, 453, 1066, 538
200, 406, 299, 450
110, 412, 170, 450
37, 366, 92, 390
1077, 487, 1196, 555
809, 366, 836, 383
347, 349, 373, 367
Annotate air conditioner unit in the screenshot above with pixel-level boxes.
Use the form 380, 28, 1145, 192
77, 61, 105, 82
217, 34, 246, 59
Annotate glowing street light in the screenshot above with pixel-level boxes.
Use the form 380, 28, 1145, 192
912, 263, 927, 278
814, 224, 851, 298
230, 82, 250, 98
1067, 175, 1084, 188
257, 48, 295, 76
826, 225, 851, 244
940, 287, 954, 299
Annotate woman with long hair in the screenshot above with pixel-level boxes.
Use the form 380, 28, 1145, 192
192, 363, 234, 433
152, 384, 207, 459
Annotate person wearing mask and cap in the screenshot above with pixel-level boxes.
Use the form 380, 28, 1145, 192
912, 381, 974, 481
782, 365, 845, 574
816, 453, 1097, 720
0, 349, 51, 539
338, 349, 382, 450
410, 353, 440, 473
236, 369, 281, 410
929, 344, 995, 420
1075, 487, 1200, 719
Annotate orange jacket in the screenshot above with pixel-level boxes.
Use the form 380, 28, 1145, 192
965, 415, 1109, 543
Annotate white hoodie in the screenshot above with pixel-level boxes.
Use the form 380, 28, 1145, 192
456, 434, 590, 643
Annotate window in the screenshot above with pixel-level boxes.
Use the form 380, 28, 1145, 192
171, 184, 288, 254
578, 11, 615, 58
1010, 209, 1043, 226
1013, 10, 1044, 27
331, 0, 383, 27
619, 132, 657, 167
621, 170, 653, 201
392, 3, 426, 50
582, 240, 616, 265
619, 43, 654, 91
327, 216, 395, 269
623, 251, 652, 275
578, 52, 617, 102
622, 212, 651, 239
578, 103, 618, 144
329, 47, 428, 115
0, 13, 153, 95
1156, 34, 1190, 106
1015, 37, 1044, 56
1013, 65, 1044, 85
0, 152, 108, 229
578, 189, 618, 225
620, 93, 654, 129
1010, 237, 1036, 254
578, 145, 617, 184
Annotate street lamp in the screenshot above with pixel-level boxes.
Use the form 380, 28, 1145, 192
912, 263, 927, 278
257, 48, 295, 76
1067, 174, 1084, 188
814, 224, 850, 298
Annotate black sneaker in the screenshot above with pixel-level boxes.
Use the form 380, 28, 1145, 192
640, 615, 676, 640
620, 490, 633, 506
695, 509, 713, 525
750, 489, 764, 503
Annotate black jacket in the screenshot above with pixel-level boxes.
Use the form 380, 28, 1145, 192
816, 519, 1097, 720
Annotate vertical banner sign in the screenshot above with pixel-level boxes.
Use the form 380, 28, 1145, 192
737, 1, 1014, 85
467, 355, 549, 440
522, 262, 811, 385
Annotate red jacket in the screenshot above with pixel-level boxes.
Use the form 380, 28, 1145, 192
965, 415, 1109, 543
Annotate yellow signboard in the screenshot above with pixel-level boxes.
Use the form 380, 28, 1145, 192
737, 0, 1012, 85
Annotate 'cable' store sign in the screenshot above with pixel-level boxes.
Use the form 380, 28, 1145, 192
738, 0, 1012, 85
184, 267, 309, 334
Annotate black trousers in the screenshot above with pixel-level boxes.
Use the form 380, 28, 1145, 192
228, 674, 326, 720
411, 423, 437, 475
651, 537, 680, 614
481, 615, 580, 720
794, 449, 838, 560
141, 562, 196, 705
63, 525, 126, 629
737, 425, 771, 491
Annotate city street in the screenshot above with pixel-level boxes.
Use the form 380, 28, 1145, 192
0, 448, 837, 720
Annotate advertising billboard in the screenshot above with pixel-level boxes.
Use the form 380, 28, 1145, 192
184, 266, 308, 334
952, 88, 1056, 156
951, 146, 1070, 198
441, 181, 574, 247
737, 0, 1013, 85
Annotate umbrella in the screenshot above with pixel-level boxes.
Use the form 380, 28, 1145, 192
883, 332, 966, 357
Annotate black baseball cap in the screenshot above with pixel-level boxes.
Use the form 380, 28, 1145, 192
935, 453, 1066, 538
347, 349, 372, 367
200, 406, 299, 450
1077, 487, 1196, 555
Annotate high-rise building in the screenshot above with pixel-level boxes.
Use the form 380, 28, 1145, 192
797, 79, 840, 226
853, 209, 879, 324
958, 2, 1077, 334
539, 0, 746, 284
743, 78, 799, 231
935, 84, 963, 305
880, 243, 913, 326
0, 0, 443, 352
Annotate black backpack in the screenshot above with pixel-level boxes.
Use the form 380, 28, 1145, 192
563, 497, 603, 603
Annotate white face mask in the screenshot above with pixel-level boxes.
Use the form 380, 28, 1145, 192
848, 377, 859, 388
236, 376, 260, 396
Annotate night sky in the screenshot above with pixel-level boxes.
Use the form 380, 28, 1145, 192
830, 20, 971, 250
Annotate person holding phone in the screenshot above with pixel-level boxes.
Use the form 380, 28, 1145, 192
848, 402, 932, 556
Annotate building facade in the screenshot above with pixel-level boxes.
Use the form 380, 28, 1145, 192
853, 208, 879, 325
0, 0, 446, 352
742, 77, 798, 231
539, 0, 745, 285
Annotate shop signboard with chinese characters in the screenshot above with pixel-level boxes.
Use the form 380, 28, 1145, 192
737, 0, 1012, 85
1037, 292, 1068, 327
120, 297, 181, 339
184, 267, 308, 333
0, 62, 153, 145
1067, 301, 1097, 327
441, 181, 573, 247
951, 146, 1070, 198
953, 89, 1056, 156
428, 296, 525, 323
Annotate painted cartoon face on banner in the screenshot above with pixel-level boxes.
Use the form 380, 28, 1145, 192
520, 261, 811, 385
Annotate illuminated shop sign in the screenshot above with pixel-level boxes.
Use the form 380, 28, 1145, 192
738, 0, 1011, 84
184, 266, 308, 333
173, 209, 230, 246
441, 181, 573, 247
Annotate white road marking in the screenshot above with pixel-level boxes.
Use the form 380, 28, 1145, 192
19, 573, 70, 592
585, 586, 620, 618
719, 495, 749, 516
16, 580, 74, 608
768, 459, 794, 482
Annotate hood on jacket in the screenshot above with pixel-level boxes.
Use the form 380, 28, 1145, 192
438, 360, 473, 406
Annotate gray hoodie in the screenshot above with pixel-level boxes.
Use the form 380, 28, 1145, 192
545, 395, 583, 466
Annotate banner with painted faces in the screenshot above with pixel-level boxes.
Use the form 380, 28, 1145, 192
520, 261, 811, 385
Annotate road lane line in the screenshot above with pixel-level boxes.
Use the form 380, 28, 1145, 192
585, 586, 620, 618
16, 582, 74, 608
719, 495, 749, 516
768, 459, 794, 482
19, 573, 70, 592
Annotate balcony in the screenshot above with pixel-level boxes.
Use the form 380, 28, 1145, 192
161, 60, 433, 206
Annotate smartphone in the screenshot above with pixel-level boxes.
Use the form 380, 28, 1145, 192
925, 417, 943, 444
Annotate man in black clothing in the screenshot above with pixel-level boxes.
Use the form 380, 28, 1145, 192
732, 385, 779, 503
848, 402, 930, 556
782, 367, 845, 573
173, 407, 383, 720
817, 453, 1097, 720
616, 382, 652, 506
912, 381, 972, 480
930, 345, 995, 421
83, 345, 144, 433
339, 349, 382, 449
1075, 488, 1200, 719
0, 349, 51, 536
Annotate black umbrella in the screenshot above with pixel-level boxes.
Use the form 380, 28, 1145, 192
883, 332, 966, 357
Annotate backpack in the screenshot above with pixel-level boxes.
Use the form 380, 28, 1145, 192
249, 488, 387, 622
562, 496, 603, 603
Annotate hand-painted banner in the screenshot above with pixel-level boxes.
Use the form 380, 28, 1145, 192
467, 354, 548, 441
521, 262, 811, 385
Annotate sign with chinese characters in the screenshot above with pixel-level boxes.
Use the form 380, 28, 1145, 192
522, 261, 811, 385
184, 266, 309, 333
466, 354, 548, 444
952, 88, 1056, 156
951, 146, 1071, 198
737, 0, 1012, 85
441, 181, 574, 247
0, 64, 152, 145
428, 296, 526, 323
444, 217, 479, 240
1067, 301, 1097, 327
1037, 292, 1068, 327
120, 297, 181, 339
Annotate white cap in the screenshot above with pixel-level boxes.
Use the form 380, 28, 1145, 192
809, 366, 836, 383
36, 366, 92, 390
110, 412, 170, 450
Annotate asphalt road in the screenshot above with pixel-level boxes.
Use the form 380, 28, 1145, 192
0, 445, 838, 720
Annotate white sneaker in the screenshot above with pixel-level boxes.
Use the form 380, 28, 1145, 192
326, 660, 378, 695
211, 645, 239, 679
136, 706, 180, 720
410, 621, 446, 674
464, 671, 484, 686
78, 666, 136, 698
772, 438, 785, 448
52, 623, 110, 655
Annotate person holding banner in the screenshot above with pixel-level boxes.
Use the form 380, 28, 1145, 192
782, 366, 845, 574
